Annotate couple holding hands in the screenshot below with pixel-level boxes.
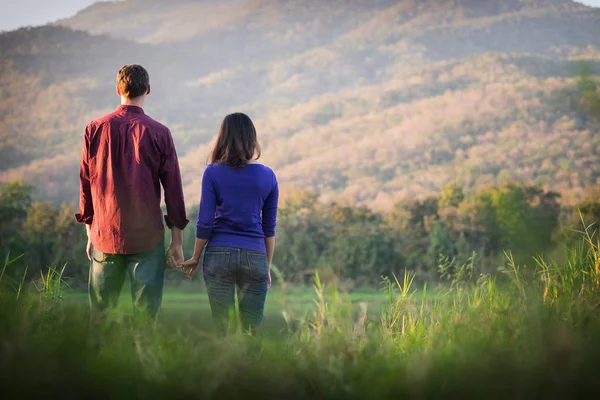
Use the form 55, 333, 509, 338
76, 64, 278, 334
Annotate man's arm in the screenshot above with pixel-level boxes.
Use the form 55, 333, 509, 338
85, 224, 92, 261
171, 227, 183, 247
75, 126, 94, 259
75, 127, 93, 225
166, 226, 184, 269
159, 129, 189, 268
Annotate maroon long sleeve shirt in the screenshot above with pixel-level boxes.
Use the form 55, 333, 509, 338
76, 105, 188, 254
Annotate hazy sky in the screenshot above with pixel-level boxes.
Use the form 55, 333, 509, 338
0, 0, 102, 32
0, 0, 599, 32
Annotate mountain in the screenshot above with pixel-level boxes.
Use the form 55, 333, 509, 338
1, 0, 599, 208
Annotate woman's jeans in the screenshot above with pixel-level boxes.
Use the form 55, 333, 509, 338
202, 246, 269, 334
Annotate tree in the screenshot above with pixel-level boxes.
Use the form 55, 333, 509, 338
454, 232, 472, 264
458, 191, 500, 256
273, 196, 332, 283
0, 181, 32, 224
577, 64, 600, 120
384, 197, 439, 276
325, 224, 398, 285
555, 185, 600, 245
0, 181, 32, 267
23, 202, 58, 272
427, 220, 456, 269
439, 183, 465, 209
458, 183, 560, 260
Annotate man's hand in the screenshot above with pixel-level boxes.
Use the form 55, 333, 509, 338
166, 244, 184, 269
85, 224, 92, 260
86, 237, 92, 261
180, 257, 200, 280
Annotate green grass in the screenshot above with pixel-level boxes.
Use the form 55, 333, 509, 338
65, 284, 395, 337
2, 227, 600, 399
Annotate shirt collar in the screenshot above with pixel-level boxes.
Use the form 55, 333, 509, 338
117, 104, 145, 114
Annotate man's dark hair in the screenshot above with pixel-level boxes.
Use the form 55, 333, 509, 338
211, 113, 261, 168
117, 64, 150, 99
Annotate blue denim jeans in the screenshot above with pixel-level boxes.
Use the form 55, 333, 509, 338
88, 240, 165, 319
202, 246, 269, 334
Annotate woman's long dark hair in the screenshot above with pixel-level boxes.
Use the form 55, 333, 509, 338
210, 113, 261, 168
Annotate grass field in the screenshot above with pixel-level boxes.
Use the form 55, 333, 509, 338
3, 235, 600, 399
66, 283, 394, 336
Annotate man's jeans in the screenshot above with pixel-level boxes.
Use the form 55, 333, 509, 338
89, 240, 166, 319
203, 247, 269, 334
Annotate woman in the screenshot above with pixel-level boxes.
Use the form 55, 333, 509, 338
180, 112, 278, 334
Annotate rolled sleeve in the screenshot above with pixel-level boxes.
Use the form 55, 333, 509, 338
159, 129, 189, 230
75, 213, 93, 225
262, 173, 279, 238
164, 214, 188, 230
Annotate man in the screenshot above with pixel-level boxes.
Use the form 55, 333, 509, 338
76, 64, 188, 319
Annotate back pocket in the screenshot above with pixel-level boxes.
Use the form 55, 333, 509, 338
203, 251, 230, 278
246, 252, 268, 281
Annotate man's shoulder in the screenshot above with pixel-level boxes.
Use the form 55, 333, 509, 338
86, 110, 170, 135
138, 113, 170, 134
86, 110, 119, 130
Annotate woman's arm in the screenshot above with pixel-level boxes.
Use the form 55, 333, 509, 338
262, 173, 279, 287
264, 236, 275, 289
190, 238, 208, 264
262, 176, 279, 268
180, 168, 216, 279
181, 238, 207, 280
265, 236, 275, 268
195, 168, 217, 242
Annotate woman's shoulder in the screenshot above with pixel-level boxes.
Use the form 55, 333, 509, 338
207, 162, 276, 177
203, 163, 224, 181
205, 162, 232, 172
249, 162, 276, 177
204, 163, 217, 174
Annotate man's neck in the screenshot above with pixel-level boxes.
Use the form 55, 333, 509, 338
120, 96, 145, 108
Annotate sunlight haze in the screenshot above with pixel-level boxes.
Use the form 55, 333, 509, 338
0, 0, 106, 32
0, 0, 599, 32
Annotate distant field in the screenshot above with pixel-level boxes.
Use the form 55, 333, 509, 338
65, 283, 393, 335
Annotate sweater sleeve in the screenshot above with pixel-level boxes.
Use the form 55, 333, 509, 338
261, 172, 279, 238
196, 167, 217, 239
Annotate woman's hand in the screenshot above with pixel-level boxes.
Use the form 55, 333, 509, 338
267, 269, 272, 289
180, 257, 200, 280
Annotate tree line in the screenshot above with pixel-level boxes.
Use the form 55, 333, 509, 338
1, 180, 598, 288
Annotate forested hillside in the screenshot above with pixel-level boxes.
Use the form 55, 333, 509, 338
1, 0, 599, 206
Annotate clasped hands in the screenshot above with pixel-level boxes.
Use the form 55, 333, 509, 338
166, 244, 199, 280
